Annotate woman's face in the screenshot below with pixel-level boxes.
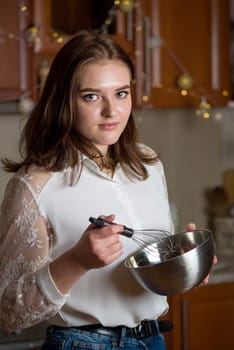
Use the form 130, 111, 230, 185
75, 59, 132, 155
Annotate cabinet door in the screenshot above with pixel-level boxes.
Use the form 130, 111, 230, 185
136, 0, 231, 108
0, 0, 33, 102
182, 283, 234, 350
33, 0, 133, 55
32, 0, 133, 100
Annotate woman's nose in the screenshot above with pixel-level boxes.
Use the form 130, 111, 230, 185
101, 99, 117, 118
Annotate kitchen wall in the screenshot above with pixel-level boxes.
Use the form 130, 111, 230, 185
134, 108, 226, 230
0, 113, 23, 197
0, 107, 233, 231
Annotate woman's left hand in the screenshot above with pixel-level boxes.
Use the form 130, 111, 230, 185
186, 222, 217, 284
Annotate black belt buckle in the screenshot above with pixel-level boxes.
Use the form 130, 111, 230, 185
132, 321, 157, 340
132, 323, 144, 339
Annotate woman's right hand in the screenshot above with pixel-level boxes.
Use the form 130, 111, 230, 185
71, 215, 124, 271
49, 215, 124, 294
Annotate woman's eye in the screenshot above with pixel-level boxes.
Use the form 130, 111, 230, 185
83, 94, 98, 101
117, 90, 129, 99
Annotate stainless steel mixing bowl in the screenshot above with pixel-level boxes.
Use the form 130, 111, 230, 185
124, 229, 215, 295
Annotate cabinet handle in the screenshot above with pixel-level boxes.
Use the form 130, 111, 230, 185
144, 16, 151, 98
126, 9, 133, 41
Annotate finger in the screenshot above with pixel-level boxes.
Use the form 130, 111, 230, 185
95, 239, 123, 265
93, 215, 124, 236
186, 222, 196, 231
99, 214, 115, 223
213, 255, 218, 264
203, 275, 209, 284
105, 248, 124, 264
103, 239, 123, 258
88, 215, 115, 230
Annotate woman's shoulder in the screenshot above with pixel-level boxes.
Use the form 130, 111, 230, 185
137, 142, 158, 156
11, 165, 53, 195
137, 142, 164, 170
1, 166, 53, 216
137, 143, 162, 163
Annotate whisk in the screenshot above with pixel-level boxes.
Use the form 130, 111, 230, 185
89, 217, 174, 257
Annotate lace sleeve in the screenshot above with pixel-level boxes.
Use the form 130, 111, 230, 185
0, 171, 67, 331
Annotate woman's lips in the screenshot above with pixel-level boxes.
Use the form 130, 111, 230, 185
98, 122, 119, 130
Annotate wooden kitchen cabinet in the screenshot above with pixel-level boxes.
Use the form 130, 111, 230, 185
33, 0, 133, 55
32, 0, 134, 100
0, 0, 34, 102
0, 0, 133, 102
162, 282, 234, 350
0, 0, 232, 108
33, 0, 231, 108
134, 0, 232, 108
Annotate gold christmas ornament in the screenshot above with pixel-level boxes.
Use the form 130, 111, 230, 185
177, 73, 193, 90
195, 97, 211, 119
120, 0, 134, 12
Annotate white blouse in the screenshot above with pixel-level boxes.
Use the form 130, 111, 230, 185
0, 147, 174, 332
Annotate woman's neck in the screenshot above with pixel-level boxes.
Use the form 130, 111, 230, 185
92, 153, 115, 178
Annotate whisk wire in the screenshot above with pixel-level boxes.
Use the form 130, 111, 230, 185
89, 217, 175, 257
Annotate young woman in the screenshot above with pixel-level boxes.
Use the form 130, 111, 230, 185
0, 31, 196, 350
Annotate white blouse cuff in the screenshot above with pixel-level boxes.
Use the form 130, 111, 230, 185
37, 264, 70, 307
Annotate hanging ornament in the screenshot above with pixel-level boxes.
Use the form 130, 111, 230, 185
119, 0, 134, 12
18, 97, 35, 114
222, 90, 229, 97
177, 73, 193, 90
195, 96, 211, 119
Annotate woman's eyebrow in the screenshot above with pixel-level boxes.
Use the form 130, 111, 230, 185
79, 85, 131, 93
79, 88, 99, 93
115, 84, 131, 90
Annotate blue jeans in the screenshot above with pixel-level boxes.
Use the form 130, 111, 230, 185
40, 324, 167, 350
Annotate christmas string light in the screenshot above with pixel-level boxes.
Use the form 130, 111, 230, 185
0, 0, 230, 119
132, 3, 230, 113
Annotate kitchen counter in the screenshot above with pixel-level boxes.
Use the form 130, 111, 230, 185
0, 323, 47, 350
0, 339, 43, 350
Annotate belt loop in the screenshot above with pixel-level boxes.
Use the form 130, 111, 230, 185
119, 327, 126, 348
154, 320, 160, 334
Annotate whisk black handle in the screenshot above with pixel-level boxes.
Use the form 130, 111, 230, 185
89, 217, 133, 238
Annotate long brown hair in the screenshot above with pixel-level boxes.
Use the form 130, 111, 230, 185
2, 31, 157, 180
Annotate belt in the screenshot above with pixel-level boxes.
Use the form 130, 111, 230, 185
78, 320, 173, 340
